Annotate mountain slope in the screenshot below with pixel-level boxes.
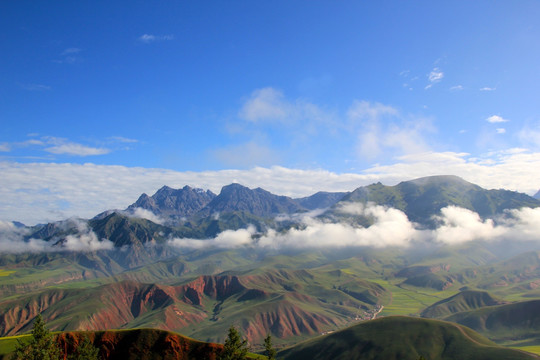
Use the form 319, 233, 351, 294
335, 175, 540, 227
197, 183, 305, 218
278, 316, 539, 360
421, 290, 506, 318
446, 299, 540, 344
127, 185, 216, 220
295, 191, 347, 210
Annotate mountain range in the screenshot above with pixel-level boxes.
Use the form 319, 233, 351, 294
2, 175, 540, 358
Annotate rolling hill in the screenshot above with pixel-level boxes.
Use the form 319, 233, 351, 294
278, 316, 539, 360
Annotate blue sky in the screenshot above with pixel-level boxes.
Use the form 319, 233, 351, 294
2, 1, 540, 224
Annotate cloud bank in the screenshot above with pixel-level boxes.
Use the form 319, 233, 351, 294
3, 151, 540, 225
0, 219, 113, 253
167, 204, 540, 251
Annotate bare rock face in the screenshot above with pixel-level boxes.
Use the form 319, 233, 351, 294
198, 183, 305, 217
127, 185, 216, 219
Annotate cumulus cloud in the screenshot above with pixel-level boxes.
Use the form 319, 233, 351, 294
486, 115, 509, 123
432, 206, 540, 245
260, 203, 419, 249
431, 206, 502, 244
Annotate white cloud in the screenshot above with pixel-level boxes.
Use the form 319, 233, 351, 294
0, 218, 113, 253
239, 88, 290, 122
486, 115, 509, 123
347, 100, 398, 121
2, 148, 540, 225
138, 34, 174, 43
168, 225, 256, 249
45, 143, 110, 156
167, 204, 540, 251
431, 206, 502, 244
0, 143, 10, 152
109, 136, 138, 143
450, 85, 463, 91
364, 150, 540, 195
496, 128, 506, 134
348, 101, 432, 160
129, 208, 164, 225
480, 87, 496, 91
425, 68, 444, 89
238, 87, 334, 128
62, 220, 114, 251
518, 125, 540, 149
432, 206, 540, 245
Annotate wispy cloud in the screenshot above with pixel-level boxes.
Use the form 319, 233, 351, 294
20, 83, 52, 91
45, 143, 110, 156
450, 85, 463, 91
347, 100, 432, 160
61, 47, 82, 55
54, 47, 83, 64
138, 34, 174, 43
496, 128, 506, 134
425, 67, 444, 89
480, 87, 496, 91
212, 141, 281, 168
0, 143, 10, 152
486, 115, 509, 123
109, 136, 138, 143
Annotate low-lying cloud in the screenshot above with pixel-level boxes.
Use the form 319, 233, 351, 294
168, 225, 256, 249
128, 208, 165, 225
0, 218, 113, 253
167, 203, 540, 250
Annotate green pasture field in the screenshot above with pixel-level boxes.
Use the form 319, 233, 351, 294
0, 334, 29, 357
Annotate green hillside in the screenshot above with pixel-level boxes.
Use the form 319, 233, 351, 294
278, 316, 539, 360
446, 300, 540, 345
421, 290, 505, 318
335, 175, 540, 227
